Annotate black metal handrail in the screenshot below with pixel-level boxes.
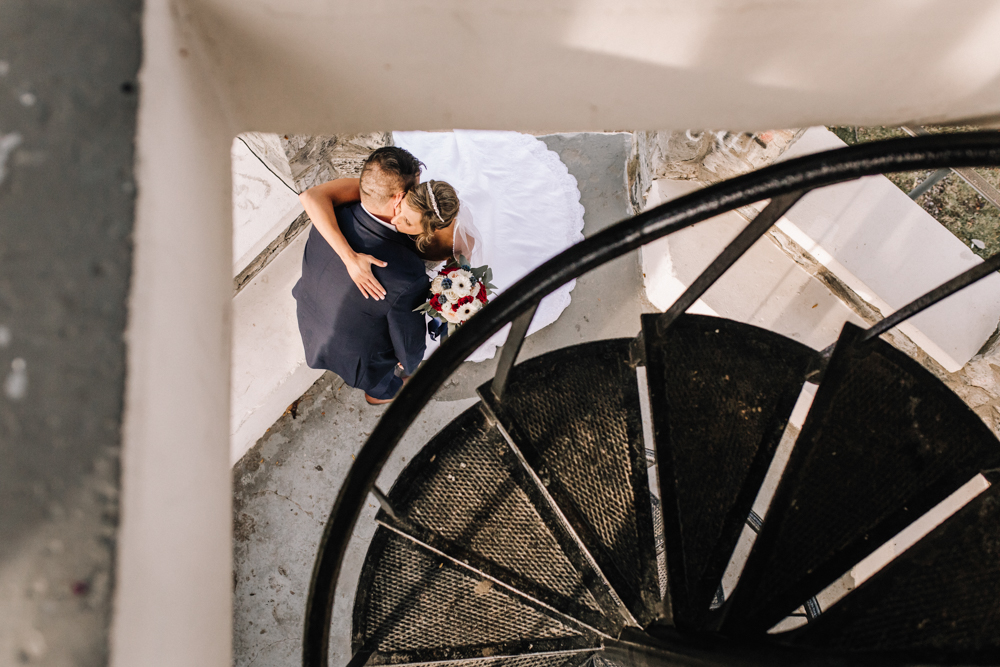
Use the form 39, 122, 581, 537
303, 131, 1000, 666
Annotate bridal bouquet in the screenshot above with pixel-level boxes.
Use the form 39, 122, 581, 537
415, 256, 497, 336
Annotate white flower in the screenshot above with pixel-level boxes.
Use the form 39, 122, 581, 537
430, 275, 446, 294
443, 289, 463, 303
441, 304, 465, 323
448, 270, 476, 297
454, 299, 483, 321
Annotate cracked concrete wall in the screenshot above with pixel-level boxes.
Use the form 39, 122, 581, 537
282, 132, 392, 192
0, 0, 140, 664
627, 129, 802, 213
238, 132, 296, 192
627, 131, 653, 214
237, 132, 392, 195
645, 129, 803, 183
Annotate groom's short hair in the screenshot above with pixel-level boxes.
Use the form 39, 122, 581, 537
359, 147, 424, 207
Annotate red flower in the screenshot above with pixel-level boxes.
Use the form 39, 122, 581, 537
457, 295, 474, 306
430, 295, 444, 312
441, 265, 459, 275
476, 283, 488, 303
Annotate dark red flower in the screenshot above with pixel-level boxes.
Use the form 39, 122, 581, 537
476, 284, 488, 303
457, 295, 474, 305
441, 265, 459, 275
430, 295, 444, 312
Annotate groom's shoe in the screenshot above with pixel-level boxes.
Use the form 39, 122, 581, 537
365, 393, 393, 405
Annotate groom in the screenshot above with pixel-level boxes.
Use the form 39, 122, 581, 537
292, 147, 428, 404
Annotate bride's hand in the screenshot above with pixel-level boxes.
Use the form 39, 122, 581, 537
346, 252, 388, 300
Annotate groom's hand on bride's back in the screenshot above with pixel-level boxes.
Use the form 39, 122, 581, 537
346, 251, 388, 300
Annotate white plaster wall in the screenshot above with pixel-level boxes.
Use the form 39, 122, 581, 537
186, 0, 1000, 135
775, 128, 1000, 371
230, 230, 323, 465
231, 138, 303, 275
116, 0, 234, 665
642, 180, 867, 351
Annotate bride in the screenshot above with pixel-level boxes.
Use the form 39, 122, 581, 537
300, 130, 585, 362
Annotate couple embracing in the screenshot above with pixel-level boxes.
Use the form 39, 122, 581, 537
292, 146, 467, 405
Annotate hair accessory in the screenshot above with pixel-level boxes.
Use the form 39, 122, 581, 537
426, 181, 445, 223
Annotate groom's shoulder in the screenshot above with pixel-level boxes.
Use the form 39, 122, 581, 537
335, 202, 364, 225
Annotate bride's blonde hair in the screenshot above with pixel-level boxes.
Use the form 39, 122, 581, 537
406, 180, 460, 251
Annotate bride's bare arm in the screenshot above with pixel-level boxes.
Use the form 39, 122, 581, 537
299, 178, 388, 300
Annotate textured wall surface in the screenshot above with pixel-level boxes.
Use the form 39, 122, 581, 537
642, 129, 803, 183
0, 0, 139, 663
185, 0, 1000, 134
231, 138, 302, 274
282, 133, 392, 192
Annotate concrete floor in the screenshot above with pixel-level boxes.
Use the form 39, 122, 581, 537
231, 132, 657, 667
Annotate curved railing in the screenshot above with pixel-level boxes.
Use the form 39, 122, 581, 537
303, 131, 1000, 666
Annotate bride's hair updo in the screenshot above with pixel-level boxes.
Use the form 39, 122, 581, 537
406, 180, 460, 251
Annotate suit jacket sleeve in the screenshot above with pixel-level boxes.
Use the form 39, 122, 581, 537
388, 278, 429, 376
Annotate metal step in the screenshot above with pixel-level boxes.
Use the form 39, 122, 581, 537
375, 513, 612, 638
586, 654, 628, 667
362, 648, 597, 667
353, 528, 595, 663
641, 314, 821, 630
367, 402, 622, 633
478, 339, 661, 626
723, 323, 1000, 635
788, 470, 1000, 660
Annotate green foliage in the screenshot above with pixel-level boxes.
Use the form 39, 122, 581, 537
827, 126, 1000, 261
459, 255, 498, 294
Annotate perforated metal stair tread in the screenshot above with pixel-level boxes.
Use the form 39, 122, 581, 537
478, 339, 660, 626
376, 403, 618, 635
642, 314, 820, 630
362, 650, 597, 667
724, 323, 1000, 635
354, 528, 595, 663
788, 470, 1000, 659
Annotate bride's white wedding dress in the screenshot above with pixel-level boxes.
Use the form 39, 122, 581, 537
393, 130, 586, 363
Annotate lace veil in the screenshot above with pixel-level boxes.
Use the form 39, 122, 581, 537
451, 201, 483, 266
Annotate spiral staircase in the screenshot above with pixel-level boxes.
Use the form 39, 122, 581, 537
305, 132, 1000, 667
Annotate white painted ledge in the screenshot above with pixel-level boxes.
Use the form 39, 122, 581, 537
642, 179, 866, 351
229, 138, 316, 466
776, 127, 1000, 371
230, 229, 323, 465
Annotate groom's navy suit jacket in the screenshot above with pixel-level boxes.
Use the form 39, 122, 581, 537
293, 203, 428, 399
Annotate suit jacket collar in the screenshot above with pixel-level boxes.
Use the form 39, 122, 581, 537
349, 202, 410, 244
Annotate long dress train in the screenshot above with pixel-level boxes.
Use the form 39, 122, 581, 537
393, 130, 586, 363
